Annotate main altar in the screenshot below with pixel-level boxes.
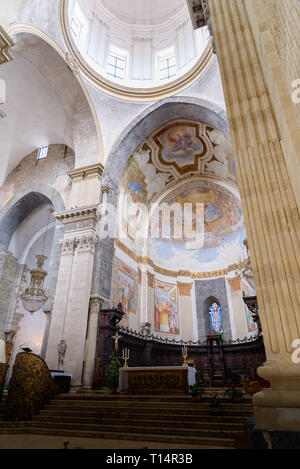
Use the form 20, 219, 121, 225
119, 366, 196, 394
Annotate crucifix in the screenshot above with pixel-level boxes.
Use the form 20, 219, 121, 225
112, 332, 122, 352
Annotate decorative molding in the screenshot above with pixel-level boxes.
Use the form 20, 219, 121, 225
55, 205, 99, 233
76, 234, 98, 253
115, 239, 233, 279
0, 26, 15, 65
68, 163, 104, 181
60, 238, 76, 255
147, 272, 155, 288
65, 52, 80, 75
59, 0, 214, 102
227, 276, 242, 292
101, 175, 113, 194
177, 282, 193, 296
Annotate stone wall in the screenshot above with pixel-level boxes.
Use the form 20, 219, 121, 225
0, 245, 27, 339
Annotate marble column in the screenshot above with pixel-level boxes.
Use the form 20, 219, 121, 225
82, 295, 102, 388
209, 0, 300, 432
45, 206, 99, 388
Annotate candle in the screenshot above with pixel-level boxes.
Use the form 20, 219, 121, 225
0, 339, 6, 363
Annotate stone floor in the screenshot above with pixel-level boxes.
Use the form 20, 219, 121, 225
0, 434, 220, 450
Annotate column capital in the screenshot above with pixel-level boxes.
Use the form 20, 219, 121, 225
177, 282, 193, 296
101, 176, 113, 195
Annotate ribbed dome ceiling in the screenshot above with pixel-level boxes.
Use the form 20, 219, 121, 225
99, 0, 186, 25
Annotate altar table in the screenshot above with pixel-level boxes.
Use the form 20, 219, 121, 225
119, 366, 196, 394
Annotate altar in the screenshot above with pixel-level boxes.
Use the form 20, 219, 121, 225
119, 366, 196, 394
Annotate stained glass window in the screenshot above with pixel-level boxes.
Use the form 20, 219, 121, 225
209, 302, 223, 333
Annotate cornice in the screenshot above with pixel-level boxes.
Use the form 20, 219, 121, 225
68, 163, 104, 180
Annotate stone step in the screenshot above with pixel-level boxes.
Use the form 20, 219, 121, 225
38, 408, 251, 423
44, 404, 252, 416
56, 393, 252, 403
47, 399, 253, 409
22, 425, 237, 448
28, 419, 244, 439
32, 414, 246, 430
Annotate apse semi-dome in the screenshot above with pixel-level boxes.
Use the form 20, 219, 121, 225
65, 0, 212, 100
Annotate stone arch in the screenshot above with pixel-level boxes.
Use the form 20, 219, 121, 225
0, 184, 65, 248
96, 99, 230, 301
4, 24, 104, 174
103, 97, 229, 191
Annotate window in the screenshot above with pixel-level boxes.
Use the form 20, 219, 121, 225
71, 17, 81, 38
106, 50, 127, 80
158, 53, 177, 81
209, 302, 223, 333
37, 146, 49, 160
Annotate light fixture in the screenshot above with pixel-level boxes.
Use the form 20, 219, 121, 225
21, 255, 48, 313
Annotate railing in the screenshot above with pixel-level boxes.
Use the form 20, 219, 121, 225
117, 325, 262, 346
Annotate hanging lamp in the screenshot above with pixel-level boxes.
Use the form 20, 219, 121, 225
21, 255, 48, 313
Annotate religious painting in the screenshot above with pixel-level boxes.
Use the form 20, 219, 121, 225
157, 124, 204, 167
112, 258, 138, 317
209, 302, 223, 333
154, 280, 180, 335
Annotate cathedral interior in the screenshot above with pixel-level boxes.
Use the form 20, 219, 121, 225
0, 0, 299, 451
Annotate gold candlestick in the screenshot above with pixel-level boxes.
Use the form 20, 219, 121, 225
182, 345, 188, 367
122, 347, 130, 368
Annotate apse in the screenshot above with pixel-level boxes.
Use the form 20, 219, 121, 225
112, 120, 257, 342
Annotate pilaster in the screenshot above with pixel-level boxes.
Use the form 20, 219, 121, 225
45, 205, 99, 387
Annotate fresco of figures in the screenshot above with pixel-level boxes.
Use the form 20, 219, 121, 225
112, 258, 137, 316
154, 280, 180, 335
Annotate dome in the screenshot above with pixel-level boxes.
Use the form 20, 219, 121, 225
66, 0, 211, 98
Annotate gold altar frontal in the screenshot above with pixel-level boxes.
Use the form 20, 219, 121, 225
119, 366, 196, 394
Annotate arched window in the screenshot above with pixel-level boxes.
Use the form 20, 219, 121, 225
209, 302, 223, 333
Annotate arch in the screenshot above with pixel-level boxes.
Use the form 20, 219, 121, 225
0, 184, 65, 248
103, 97, 229, 189
5, 23, 104, 170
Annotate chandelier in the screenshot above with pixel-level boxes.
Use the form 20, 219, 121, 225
21, 255, 48, 313
235, 239, 255, 288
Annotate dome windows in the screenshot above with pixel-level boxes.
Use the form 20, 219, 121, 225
66, 0, 211, 96
158, 48, 177, 82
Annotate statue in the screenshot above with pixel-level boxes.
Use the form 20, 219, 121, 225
58, 340, 67, 368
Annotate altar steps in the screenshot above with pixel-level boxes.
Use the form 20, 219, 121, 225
0, 394, 253, 449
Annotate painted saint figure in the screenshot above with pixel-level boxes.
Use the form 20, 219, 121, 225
209, 302, 223, 333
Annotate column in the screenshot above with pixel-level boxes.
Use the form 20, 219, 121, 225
82, 295, 102, 388
208, 0, 300, 432
45, 205, 99, 388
